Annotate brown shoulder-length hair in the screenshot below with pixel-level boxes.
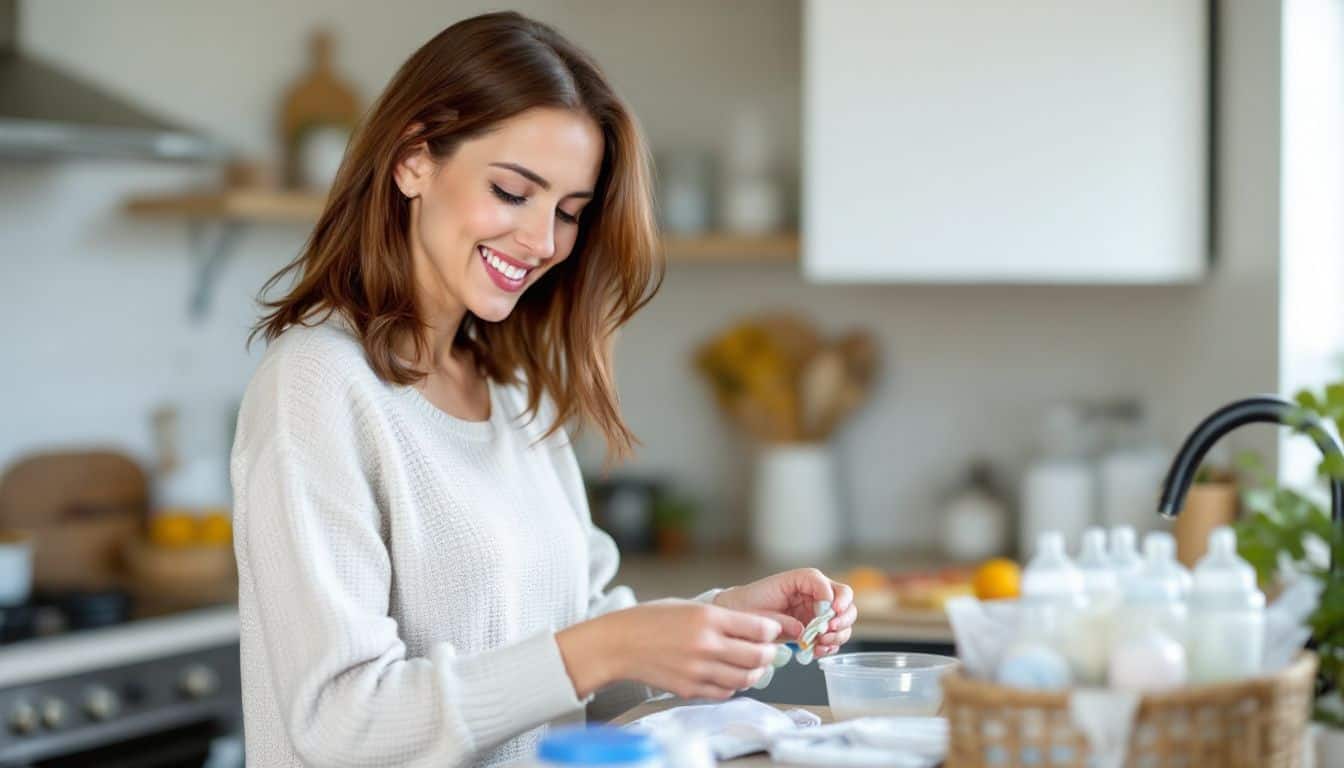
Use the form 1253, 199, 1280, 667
250, 11, 662, 463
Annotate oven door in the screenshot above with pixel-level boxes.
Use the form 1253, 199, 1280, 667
18, 722, 241, 768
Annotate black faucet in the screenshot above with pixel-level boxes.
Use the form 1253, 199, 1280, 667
1158, 395, 1344, 536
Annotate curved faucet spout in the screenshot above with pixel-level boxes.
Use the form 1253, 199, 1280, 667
1158, 396, 1344, 533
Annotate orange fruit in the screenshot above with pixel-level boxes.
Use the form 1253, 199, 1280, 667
149, 513, 197, 548
198, 511, 233, 546
845, 566, 889, 593
972, 558, 1021, 600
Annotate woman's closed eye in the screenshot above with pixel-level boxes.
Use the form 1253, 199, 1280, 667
490, 183, 580, 225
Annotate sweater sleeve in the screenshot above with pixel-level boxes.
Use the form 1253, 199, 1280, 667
232, 352, 583, 767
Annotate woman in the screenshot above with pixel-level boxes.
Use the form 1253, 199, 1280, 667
232, 12, 856, 767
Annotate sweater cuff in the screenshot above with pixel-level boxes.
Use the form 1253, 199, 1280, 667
434, 632, 585, 753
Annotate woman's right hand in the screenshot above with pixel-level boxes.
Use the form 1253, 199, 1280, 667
556, 600, 781, 700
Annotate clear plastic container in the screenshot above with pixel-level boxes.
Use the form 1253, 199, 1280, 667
817, 652, 958, 720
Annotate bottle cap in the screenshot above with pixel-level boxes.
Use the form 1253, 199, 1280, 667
1022, 531, 1085, 599
538, 725, 661, 765
1077, 527, 1119, 596
1108, 526, 1144, 576
1125, 531, 1191, 604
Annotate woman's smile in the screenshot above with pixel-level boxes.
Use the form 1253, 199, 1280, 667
478, 244, 533, 293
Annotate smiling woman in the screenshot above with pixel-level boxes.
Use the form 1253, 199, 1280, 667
251, 12, 660, 461
231, 11, 855, 768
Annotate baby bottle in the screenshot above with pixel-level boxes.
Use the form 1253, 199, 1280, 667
1107, 525, 1145, 580
1187, 526, 1265, 683
1073, 527, 1119, 683
1108, 531, 1190, 691
1016, 531, 1090, 681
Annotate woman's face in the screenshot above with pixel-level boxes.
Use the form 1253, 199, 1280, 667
396, 107, 604, 324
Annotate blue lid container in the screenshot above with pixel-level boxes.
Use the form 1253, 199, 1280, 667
537, 725, 662, 765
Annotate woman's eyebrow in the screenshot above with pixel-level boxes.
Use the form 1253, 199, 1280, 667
490, 162, 593, 200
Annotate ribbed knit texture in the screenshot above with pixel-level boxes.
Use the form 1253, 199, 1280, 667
230, 316, 655, 767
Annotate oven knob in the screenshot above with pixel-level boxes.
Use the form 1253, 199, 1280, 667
83, 686, 120, 721
8, 701, 37, 735
179, 665, 218, 699
39, 698, 66, 729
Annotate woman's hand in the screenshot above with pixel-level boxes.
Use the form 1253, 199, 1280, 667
712, 568, 857, 658
556, 601, 780, 700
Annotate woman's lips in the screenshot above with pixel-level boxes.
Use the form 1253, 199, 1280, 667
479, 245, 531, 293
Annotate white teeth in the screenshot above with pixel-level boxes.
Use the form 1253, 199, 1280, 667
482, 247, 527, 282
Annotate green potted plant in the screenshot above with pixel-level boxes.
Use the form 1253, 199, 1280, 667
1232, 381, 1344, 757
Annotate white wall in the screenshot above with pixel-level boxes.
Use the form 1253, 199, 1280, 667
2, 0, 1285, 550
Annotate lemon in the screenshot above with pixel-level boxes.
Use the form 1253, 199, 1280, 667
972, 558, 1021, 600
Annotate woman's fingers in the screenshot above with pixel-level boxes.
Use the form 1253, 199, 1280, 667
829, 580, 854, 615
702, 660, 766, 692
751, 611, 804, 640
715, 607, 782, 643
829, 602, 857, 632
716, 637, 778, 670
790, 568, 836, 603
817, 603, 857, 648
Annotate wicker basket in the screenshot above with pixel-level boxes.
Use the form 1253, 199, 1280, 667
942, 653, 1317, 767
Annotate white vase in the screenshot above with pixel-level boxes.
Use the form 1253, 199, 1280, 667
751, 443, 840, 564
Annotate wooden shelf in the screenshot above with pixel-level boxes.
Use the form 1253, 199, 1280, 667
126, 188, 327, 223
125, 188, 798, 263
126, 188, 795, 320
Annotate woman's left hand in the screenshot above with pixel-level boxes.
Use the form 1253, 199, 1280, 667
712, 568, 857, 658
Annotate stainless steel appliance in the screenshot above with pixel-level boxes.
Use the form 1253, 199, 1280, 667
0, 605, 240, 767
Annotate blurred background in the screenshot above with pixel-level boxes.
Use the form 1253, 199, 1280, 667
1, 0, 1341, 765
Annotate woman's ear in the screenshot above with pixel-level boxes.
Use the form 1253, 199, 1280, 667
393, 123, 432, 199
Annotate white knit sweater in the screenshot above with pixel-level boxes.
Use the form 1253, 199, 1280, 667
230, 317, 679, 767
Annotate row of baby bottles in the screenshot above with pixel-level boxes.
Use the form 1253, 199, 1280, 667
999, 525, 1264, 692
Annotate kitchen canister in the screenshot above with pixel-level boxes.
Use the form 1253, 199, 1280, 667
656, 149, 714, 236
533, 725, 663, 767
751, 443, 840, 564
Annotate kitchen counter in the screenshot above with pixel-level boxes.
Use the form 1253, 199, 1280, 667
611, 700, 833, 766
614, 551, 955, 645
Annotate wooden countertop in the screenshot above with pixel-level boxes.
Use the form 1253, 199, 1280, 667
614, 551, 955, 644
611, 699, 833, 767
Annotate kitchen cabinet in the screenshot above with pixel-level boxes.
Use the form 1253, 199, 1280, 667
803, 0, 1208, 283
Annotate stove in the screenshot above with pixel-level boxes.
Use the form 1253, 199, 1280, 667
0, 605, 241, 767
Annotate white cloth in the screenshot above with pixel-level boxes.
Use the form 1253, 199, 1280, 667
231, 316, 655, 767
1069, 689, 1140, 768
768, 717, 947, 767
627, 698, 821, 759
628, 699, 949, 767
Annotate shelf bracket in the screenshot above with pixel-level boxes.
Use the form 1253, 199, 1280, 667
185, 220, 247, 322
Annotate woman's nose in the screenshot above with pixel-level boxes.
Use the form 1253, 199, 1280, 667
514, 208, 556, 262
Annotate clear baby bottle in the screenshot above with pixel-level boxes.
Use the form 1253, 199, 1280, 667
1187, 527, 1265, 683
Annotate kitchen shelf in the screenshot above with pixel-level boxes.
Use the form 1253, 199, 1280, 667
125, 188, 797, 319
